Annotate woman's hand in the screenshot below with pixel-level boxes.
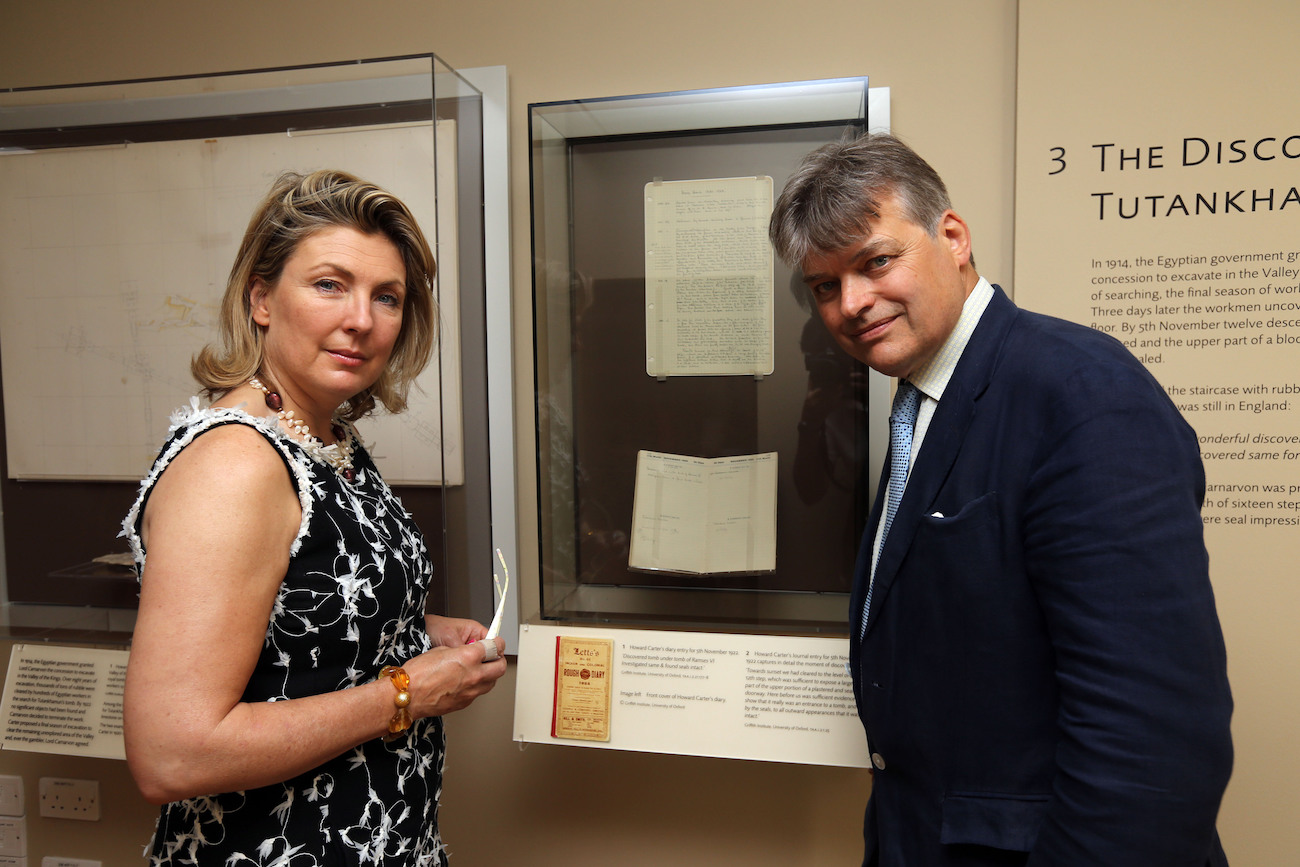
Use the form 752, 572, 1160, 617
426, 613, 487, 648
401, 625, 508, 718
426, 611, 506, 665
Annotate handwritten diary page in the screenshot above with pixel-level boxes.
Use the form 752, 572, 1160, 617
628, 450, 777, 575
644, 177, 774, 377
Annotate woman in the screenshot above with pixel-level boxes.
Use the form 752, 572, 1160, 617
122, 170, 506, 866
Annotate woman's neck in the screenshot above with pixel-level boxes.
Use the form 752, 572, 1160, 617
245, 377, 340, 446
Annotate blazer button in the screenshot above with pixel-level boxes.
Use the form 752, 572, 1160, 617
871, 752, 886, 770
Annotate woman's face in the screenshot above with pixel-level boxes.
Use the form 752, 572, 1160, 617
250, 225, 406, 418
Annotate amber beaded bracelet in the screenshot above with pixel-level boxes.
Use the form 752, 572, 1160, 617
380, 665, 413, 741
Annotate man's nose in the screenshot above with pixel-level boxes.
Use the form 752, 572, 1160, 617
839, 275, 874, 318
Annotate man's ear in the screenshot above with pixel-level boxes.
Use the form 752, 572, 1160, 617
938, 210, 973, 267
250, 278, 271, 327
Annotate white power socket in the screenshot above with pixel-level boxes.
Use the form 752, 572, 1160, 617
37, 780, 99, 822
0, 817, 26, 857
0, 778, 22, 818
42, 859, 102, 867
0, 855, 28, 867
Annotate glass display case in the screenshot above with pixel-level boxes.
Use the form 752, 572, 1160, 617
530, 78, 873, 632
0, 55, 493, 638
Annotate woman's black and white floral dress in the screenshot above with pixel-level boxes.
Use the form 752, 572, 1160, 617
123, 400, 448, 867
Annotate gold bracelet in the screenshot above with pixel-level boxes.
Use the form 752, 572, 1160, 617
379, 665, 413, 741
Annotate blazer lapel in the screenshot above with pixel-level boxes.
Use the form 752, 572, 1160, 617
860, 286, 1020, 638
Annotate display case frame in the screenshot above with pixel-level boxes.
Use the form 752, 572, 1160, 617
0, 54, 500, 640
530, 77, 875, 633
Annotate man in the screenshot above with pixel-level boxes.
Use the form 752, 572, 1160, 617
769, 134, 1232, 866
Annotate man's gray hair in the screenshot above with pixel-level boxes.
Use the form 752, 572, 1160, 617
769, 133, 955, 267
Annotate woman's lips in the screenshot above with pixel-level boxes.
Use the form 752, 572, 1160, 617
328, 349, 367, 367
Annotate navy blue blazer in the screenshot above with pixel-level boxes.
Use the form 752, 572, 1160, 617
849, 286, 1232, 866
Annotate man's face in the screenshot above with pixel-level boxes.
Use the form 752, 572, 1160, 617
800, 193, 975, 379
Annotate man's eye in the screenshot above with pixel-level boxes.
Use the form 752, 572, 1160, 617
868, 256, 891, 270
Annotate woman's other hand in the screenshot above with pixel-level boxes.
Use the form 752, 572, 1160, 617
426, 613, 487, 648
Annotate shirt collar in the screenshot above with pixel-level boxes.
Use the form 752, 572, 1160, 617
907, 276, 994, 401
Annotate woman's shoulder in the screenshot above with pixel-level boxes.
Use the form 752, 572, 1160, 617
165, 396, 279, 441
167, 412, 289, 479
153, 398, 308, 478
122, 398, 316, 564
146, 400, 298, 489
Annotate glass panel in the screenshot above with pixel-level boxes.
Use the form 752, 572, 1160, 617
0, 56, 490, 633
531, 78, 871, 633
429, 58, 494, 624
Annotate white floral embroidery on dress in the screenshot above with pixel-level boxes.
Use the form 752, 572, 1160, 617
125, 400, 447, 867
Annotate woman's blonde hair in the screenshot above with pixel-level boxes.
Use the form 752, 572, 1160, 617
192, 169, 438, 420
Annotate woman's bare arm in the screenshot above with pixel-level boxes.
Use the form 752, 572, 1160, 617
124, 425, 505, 804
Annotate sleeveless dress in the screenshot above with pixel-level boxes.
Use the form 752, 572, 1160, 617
122, 399, 449, 867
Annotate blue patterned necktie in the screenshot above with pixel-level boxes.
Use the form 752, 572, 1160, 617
863, 380, 922, 634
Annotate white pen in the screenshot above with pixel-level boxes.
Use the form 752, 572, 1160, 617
486, 547, 510, 641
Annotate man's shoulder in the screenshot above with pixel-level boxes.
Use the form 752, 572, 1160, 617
970, 284, 1125, 362
975, 293, 1167, 409
991, 291, 1145, 374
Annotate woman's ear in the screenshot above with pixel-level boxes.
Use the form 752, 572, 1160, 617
250, 278, 272, 327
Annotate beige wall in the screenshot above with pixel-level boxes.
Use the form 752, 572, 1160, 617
0, 643, 160, 865
10, 1, 1277, 865
1012, 4, 1300, 864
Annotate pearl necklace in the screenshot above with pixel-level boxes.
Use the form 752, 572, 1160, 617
249, 378, 356, 481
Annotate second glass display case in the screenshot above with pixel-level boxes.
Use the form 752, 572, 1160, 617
531, 78, 873, 632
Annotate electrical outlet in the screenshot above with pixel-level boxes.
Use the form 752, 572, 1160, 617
0, 855, 28, 867
37, 780, 99, 822
0, 778, 22, 818
43, 859, 102, 867
0, 817, 26, 857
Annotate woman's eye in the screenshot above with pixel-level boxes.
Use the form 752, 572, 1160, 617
377, 292, 402, 307
316, 278, 343, 293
